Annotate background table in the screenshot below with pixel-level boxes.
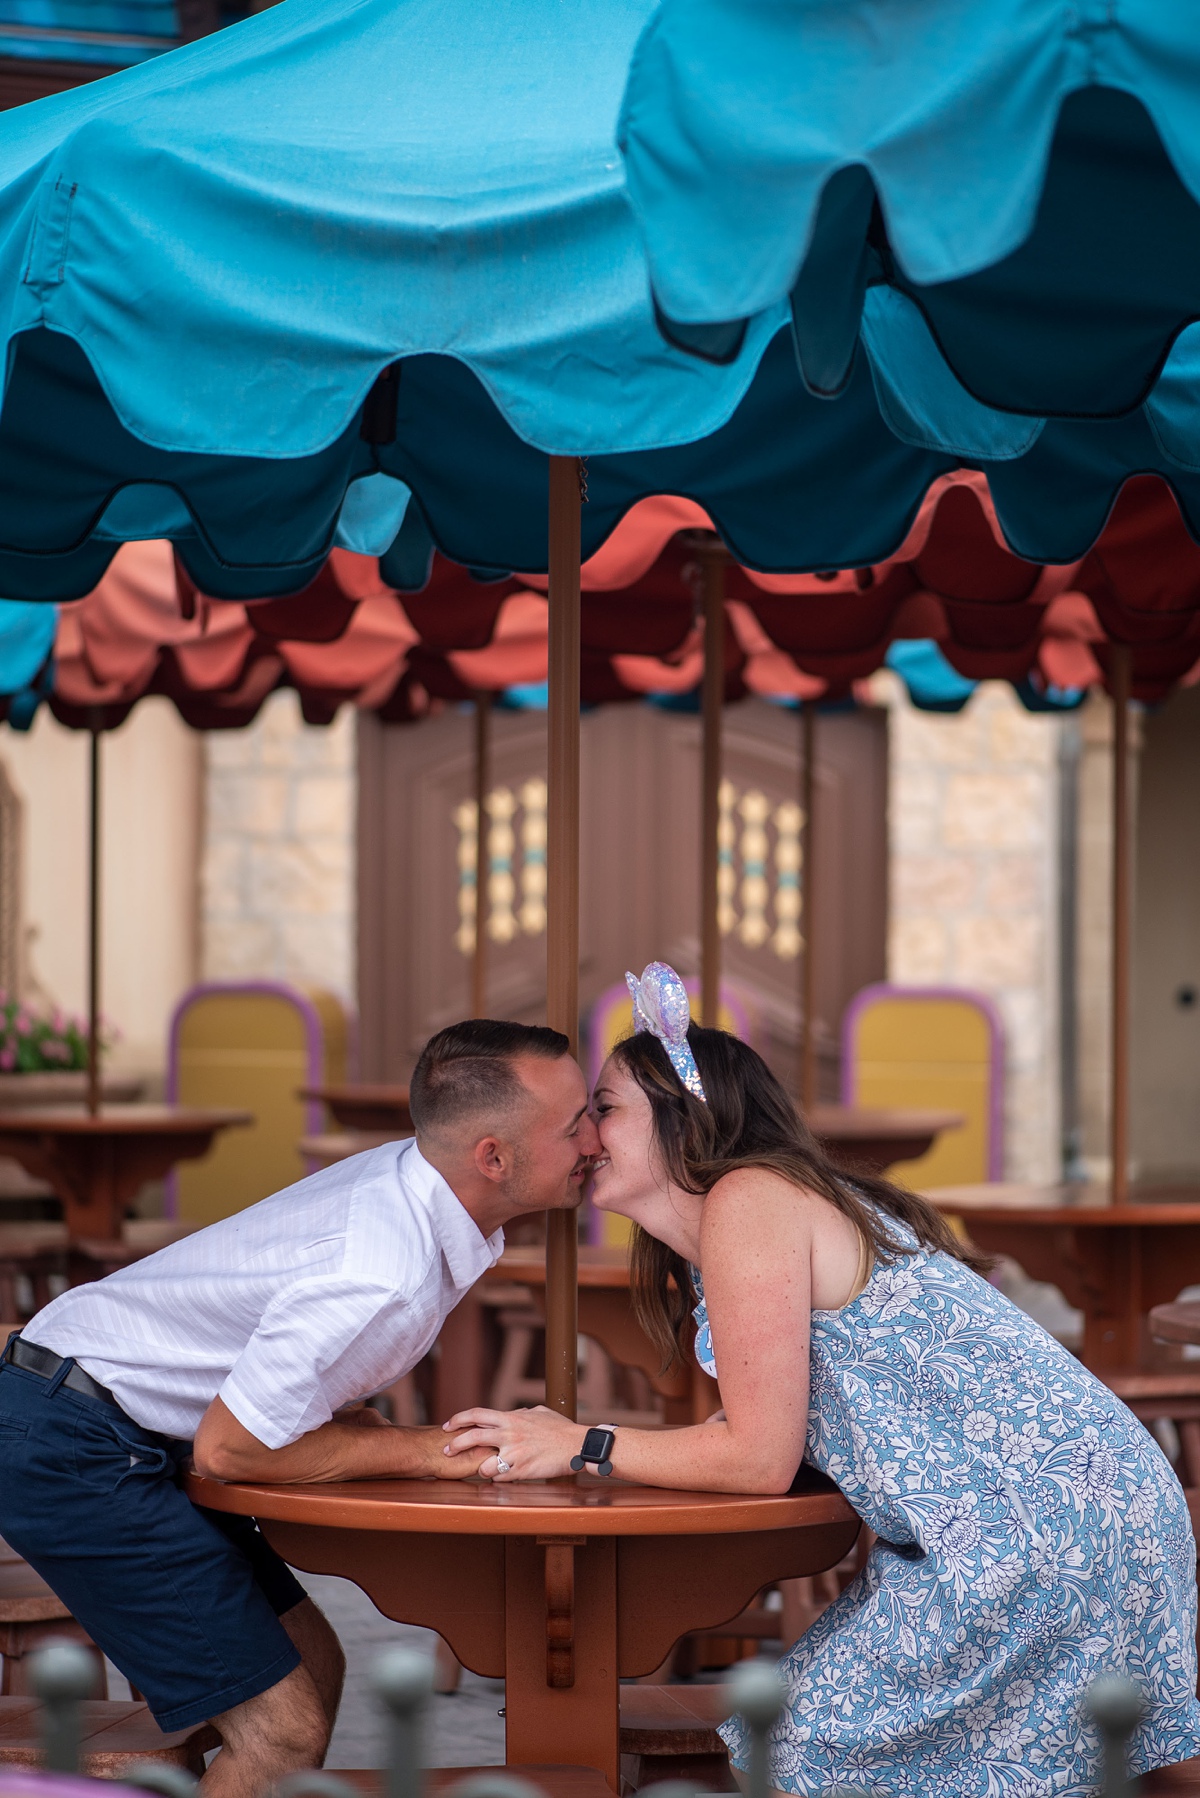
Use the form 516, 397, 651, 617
297, 1088, 959, 1181
928, 1182, 1200, 1368
485, 1246, 713, 1425
0, 1106, 251, 1239
300, 1084, 412, 1133
1150, 1301, 1200, 1347
187, 1470, 858, 1789
809, 1104, 962, 1173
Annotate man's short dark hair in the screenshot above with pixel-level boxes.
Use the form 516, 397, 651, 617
409, 1019, 570, 1137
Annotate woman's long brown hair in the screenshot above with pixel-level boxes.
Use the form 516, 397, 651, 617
609, 1024, 990, 1368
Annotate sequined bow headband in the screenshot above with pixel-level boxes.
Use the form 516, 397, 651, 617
624, 961, 708, 1104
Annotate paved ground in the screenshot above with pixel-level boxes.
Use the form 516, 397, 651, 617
303, 1571, 508, 1771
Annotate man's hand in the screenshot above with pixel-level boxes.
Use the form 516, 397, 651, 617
337, 1403, 393, 1428
443, 1404, 587, 1481
193, 1397, 491, 1486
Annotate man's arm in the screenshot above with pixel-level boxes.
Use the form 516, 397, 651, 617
193, 1395, 490, 1485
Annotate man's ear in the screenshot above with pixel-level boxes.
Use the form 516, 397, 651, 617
473, 1135, 509, 1185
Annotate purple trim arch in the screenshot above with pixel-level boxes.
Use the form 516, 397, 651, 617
839, 983, 1006, 1183
164, 979, 329, 1215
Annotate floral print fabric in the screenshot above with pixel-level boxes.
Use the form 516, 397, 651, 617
695, 1232, 1200, 1796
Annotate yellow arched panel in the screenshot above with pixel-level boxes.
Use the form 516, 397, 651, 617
845, 988, 1002, 1189
169, 984, 349, 1227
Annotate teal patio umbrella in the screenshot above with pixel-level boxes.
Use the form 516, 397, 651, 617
2, 0, 1198, 1409
618, 0, 1200, 424
1, 0, 1200, 604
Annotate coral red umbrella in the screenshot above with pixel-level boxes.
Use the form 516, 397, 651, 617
8, 473, 1199, 1204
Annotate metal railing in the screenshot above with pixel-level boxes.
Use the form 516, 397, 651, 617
24, 1641, 1147, 1798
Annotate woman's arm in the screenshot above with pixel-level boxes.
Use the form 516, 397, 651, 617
445, 1171, 813, 1494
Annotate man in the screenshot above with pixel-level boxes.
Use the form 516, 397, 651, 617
0, 1019, 599, 1798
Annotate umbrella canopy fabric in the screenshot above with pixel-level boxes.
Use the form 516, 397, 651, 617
7, 476, 1198, 730
5, 1, 1200, 600
618, 1, 1200, 421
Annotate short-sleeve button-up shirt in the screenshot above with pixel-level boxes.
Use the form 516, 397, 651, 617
24, 1139, 502, 1446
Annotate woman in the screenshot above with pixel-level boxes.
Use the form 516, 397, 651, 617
446, 963, 1200, 1795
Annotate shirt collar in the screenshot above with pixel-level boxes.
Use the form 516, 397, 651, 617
400, 1140, 504, 1290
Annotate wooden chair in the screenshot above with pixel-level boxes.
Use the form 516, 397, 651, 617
0, 1557, 107, 1699
0, 1696, 218, 1776
484, 1287, 664, 1427
1099, 1369, 1200, 1491
0, 1232, 66, 1323
618, 1684, 735, 1793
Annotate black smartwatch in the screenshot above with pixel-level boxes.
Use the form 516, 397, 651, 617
571, 1426, 616, 1476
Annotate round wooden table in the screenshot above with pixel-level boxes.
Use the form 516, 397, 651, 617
928, 1182, 1200, 1369
0, 1105, 251, 1239
187, 1470, 858, 1788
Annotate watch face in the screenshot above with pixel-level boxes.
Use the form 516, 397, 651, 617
581, 1427, 613, 1461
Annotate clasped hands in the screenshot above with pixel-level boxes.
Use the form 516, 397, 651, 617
441, 1405, 586, 1481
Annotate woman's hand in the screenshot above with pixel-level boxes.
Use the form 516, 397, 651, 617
442, 1405, 587, 1481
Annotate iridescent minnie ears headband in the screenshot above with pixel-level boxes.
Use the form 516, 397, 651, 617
624, 962, 708, 1104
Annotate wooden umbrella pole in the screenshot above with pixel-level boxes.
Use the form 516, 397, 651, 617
1110, 645, 1132, 1206
87, 727, 101, 1117
544, 456, 581, 1419
471, 691, 492, 1018
799, 700, 817, 1113
700, 547, 725, 1028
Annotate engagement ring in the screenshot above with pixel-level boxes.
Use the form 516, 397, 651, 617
495, 1455, 512, 1475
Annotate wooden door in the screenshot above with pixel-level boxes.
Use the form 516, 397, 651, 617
357, 700, 887, 1093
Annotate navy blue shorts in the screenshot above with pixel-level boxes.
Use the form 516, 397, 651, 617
0, 1355, 305, 1731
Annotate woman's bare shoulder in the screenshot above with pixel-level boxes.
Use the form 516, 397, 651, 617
702, 1164, 824, 1228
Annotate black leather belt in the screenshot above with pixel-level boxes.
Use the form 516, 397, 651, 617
3, 1334, 121, 1409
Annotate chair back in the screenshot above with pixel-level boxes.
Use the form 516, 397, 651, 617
167, 982, 350, 1224
841, 984, 1003, 1186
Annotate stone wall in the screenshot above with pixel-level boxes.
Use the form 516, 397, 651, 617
202, 692, 355, 1004
877, 675, 1064, 1184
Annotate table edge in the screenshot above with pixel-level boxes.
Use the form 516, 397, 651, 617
185, 1472, 857, 1536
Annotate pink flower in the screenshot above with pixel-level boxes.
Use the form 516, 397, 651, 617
0, 1047, 17, 1071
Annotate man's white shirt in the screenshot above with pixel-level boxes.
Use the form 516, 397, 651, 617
23, 1140, 503, 1446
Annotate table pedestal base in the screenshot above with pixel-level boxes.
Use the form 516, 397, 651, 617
261, 1517, 859, 1788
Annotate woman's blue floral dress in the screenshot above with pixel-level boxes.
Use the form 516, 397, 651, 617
694, 1227, 1200, 1797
